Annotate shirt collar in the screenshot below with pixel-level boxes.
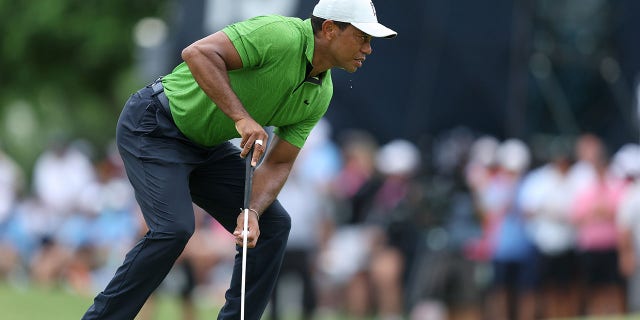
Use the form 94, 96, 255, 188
303, 19, 327, 81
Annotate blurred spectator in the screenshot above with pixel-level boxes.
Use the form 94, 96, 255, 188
329, 130, 379, 224
29, 137, 98, 287
0, 143, 24, 226
364, 139, 422, 320
318, 130, 380, 317
617, 145, 640, 312
1, 196, 50, 281
324, 138, 422, 319
0, 143, 25, 280
271, 118, 341, 320
32, 137, 97, 218
463, 135, 502, 264
570, 137, 627, 315
520, 137, 580, 318
483, 138, 538, 320
406, 128, 486, 320
465, 135, 501, 199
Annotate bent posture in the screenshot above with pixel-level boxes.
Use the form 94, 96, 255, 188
82, 0, 396, 319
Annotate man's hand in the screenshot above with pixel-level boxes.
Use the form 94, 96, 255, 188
235, 118, 268, 167
233, 209, 261, 248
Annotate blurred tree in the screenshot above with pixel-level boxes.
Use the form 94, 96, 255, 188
0, 0, 169, 177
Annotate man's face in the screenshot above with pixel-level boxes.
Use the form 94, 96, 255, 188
330, 24, 373, 73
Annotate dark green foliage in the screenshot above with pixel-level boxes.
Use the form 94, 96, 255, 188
0, 0, 168, 172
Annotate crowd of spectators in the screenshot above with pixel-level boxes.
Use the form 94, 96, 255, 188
1, 123, 640, 320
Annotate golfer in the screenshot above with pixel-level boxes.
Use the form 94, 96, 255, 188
82, 0, 396, 319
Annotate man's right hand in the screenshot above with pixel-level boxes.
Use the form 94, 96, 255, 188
235, 117, 268, 166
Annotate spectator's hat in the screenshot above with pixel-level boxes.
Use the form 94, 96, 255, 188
497, 139, 531, 173
376, 139, 420, 176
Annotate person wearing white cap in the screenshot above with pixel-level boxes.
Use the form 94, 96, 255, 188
81, 1, 396, 320
313, 0, 397, 38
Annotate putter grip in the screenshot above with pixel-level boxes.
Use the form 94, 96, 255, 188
243, 148, 254, 209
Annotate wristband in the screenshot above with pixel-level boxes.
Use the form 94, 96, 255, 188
248, 208, 261, 221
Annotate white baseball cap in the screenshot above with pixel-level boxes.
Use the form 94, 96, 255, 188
313, 0, 397, 38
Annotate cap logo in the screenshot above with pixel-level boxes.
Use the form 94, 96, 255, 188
369, 1, 377, 17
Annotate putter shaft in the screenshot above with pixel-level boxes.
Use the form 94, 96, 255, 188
241, 148, 254, 320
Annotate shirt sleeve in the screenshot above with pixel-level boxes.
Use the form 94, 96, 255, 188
222, 16, 297, 69
275, 116, 321, 149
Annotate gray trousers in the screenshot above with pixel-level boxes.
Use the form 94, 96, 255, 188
82, 84, 291, 320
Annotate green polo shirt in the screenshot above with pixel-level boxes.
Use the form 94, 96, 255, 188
161, 15, 333, 148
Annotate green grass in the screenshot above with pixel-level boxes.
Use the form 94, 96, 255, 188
0, 282, 337, 320
0, 282, 219, 320
0, 282, 94, 319
5, 282, 638, 320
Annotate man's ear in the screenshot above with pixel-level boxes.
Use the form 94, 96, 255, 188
321, 20, 337, 39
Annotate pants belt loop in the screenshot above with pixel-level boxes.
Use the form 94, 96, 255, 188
151, 77, 163, 95
150, 77, 171, 117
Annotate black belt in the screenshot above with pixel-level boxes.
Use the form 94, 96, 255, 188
150, 78, 171, 116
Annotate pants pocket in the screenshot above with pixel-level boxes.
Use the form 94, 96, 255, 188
135, 104, 161, 136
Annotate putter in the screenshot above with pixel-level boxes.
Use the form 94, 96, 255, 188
241, 147, 255, 320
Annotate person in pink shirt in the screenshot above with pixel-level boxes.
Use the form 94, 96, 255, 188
571, 141, 628, 315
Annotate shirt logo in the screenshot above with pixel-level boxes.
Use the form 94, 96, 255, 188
369, 1, 377, 17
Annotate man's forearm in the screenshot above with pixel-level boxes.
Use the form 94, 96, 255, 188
248, 161, 293, 216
